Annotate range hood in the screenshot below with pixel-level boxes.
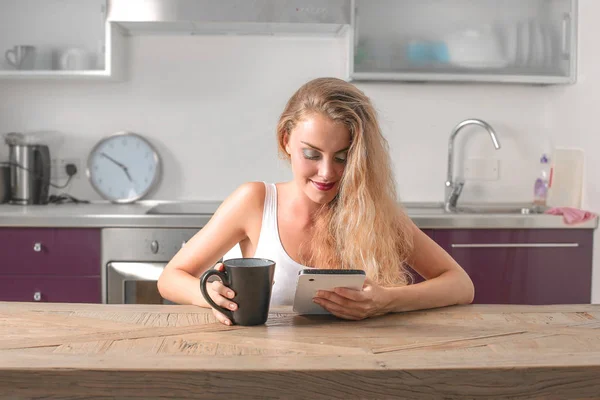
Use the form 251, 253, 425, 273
108, 0, 351, 36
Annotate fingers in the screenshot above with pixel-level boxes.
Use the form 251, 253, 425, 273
212, 308, 232, 326
210, 263, 236, 299
211, 280, 236, 299
314, 297, 364, 320
315, 290, 356, 307
209, 281, 237, 312
332, 287, 365, 301
207, 263, 236, 326
314, 289, 370, 320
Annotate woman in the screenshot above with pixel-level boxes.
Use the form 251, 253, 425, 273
157, 77, 474, 325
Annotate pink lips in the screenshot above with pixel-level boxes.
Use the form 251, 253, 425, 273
312, 180, 335, 191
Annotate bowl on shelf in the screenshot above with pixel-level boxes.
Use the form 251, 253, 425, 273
444, 25, 509, 69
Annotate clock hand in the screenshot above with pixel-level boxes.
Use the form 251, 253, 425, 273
123, 168, 133, 182
101, 152, 127, 170
102, 152, 133, 182
101, 152, 133, 181
101, 152, 126, 169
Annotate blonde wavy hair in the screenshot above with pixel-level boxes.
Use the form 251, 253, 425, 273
277, 77, 414, 286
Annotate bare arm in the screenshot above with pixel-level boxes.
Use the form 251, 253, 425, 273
384, 220, 474, 312
157, 182, 264, 307
312, 218, 475, 320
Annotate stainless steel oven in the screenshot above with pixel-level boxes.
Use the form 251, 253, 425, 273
102, 228, 199, 304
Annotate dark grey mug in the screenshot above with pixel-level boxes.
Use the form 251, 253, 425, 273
200, 258, 276, 326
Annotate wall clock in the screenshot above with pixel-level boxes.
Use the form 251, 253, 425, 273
87, 131, 161, 203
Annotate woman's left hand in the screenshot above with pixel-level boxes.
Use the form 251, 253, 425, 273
313, 278, 392, 320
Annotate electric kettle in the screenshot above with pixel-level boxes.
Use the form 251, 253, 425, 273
4, 132, 51, 205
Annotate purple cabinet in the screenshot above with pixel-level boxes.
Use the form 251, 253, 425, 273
435, 229, 593, 305
0, 228, 100, 275
0, 276, 101, 303
0, 228, 101, 303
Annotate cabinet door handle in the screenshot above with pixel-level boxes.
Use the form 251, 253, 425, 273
451, 243, 579, 248
33, 291, 42, 301
33, 242, 42, 252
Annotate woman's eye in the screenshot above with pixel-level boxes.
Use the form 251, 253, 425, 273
303, 149, 320, 160
335, 153, 348, 163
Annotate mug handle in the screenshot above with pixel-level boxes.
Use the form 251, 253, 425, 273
199, 269, 233, 319
5, 49, 17, 67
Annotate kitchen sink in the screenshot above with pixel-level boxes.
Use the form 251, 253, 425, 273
451, 205, 546, 215
403, 202, 547, 216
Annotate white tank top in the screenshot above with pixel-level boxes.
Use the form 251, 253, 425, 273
223, 182, 308, 306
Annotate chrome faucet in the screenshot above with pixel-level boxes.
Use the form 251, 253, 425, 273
445, 119, 501, 212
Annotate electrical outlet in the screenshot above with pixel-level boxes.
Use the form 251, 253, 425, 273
51, 158, 82, 180
464, 158, 500, 181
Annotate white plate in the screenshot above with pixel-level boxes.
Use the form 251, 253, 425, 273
517, 20, 530, 66
542, 23, 554, 66
500, 22, 518, 65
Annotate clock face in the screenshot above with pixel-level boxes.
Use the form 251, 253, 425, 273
87, 132, 161, 203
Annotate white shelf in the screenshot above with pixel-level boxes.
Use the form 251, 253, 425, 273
0, 1, 125, 81
0, 70, 109, 79
348, 0, 578, 84
349, 72, 574, 85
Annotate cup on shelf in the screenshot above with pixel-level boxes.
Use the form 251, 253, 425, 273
5, 45, 36, 70
58, 48, 92, 71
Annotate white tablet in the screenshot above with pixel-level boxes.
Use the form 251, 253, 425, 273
292, 269, 366, 315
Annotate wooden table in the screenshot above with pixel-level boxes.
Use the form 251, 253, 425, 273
1, 302, 600, 399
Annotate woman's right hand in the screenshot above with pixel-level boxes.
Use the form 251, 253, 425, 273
207, 263, 238, 325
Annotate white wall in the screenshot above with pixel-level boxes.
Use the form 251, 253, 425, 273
1, 1, 598, 300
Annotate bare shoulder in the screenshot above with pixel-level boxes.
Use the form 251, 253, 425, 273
234, 181, 266, 201
214, 181, 265, 220
230, 181, 265, 211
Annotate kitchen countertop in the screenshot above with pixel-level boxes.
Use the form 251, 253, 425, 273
0, 201, 596, 229
1, 301, 599, 399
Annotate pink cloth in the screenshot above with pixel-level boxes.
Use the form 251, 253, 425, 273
545, 207, 597, 225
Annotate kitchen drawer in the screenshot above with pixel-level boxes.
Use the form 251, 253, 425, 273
436, 228, 593, 305
0, 276, 101, 303
436, 229, 591, 246
0, 228, 101, 276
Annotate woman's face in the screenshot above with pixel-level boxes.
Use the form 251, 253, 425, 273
285, 113, 351, 205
